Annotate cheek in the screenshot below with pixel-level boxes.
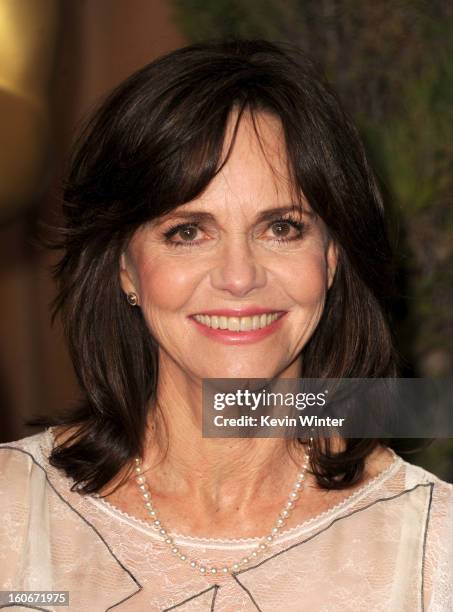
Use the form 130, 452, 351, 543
282, 252, 328, 307
136, 257, 201, 312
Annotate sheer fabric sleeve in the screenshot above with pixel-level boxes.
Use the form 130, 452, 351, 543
0, 443, 141, 611
423, 478, 453, 611
0, 446, 35, 593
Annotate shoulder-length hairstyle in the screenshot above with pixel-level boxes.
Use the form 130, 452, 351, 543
31, 39, 400, 495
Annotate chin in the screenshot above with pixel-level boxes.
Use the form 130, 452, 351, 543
196, 361, 283, 381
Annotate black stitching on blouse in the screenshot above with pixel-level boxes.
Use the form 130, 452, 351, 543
161, 584, 220, 611
210, 584, 220, 611
233, 482, 434, 579
231, 574, 263, 611
421, 482, 434, 612
0, 445, 143, 612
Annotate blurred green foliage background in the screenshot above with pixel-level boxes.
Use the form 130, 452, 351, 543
171, 0, 453, 481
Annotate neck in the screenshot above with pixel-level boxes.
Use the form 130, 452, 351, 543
140, 357, 310, 512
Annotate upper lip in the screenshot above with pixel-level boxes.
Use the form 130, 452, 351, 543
190, 307, 286, 317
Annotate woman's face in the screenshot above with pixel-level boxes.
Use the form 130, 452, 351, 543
120, 111, 337, 380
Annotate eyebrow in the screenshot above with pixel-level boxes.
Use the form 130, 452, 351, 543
158, 205, 313, 225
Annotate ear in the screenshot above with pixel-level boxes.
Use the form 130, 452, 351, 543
326, 240, 338, 290
119, 251, 138, 295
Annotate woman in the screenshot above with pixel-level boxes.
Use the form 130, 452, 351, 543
0, 39, 451, 611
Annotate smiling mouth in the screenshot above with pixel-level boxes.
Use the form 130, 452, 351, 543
192, 312, 283, 332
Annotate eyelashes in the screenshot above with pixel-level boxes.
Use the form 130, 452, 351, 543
162, 215, 308, 248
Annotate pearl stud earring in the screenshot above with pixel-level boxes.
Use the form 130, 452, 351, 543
127, 292, 138, 306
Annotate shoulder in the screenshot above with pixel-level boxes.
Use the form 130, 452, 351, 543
394, 454, 453, 526
0, 429, 53, 506
399, 462, 453, 610
0, 428, 51, 468
0, 431, 141, 605
0, 428, 51, 450
0, 430, 54, 578
365, 445, 452, 500
399, 456, 453, 499
372, 452, 453, 609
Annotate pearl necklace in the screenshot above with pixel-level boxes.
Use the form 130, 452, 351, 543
134, 437, 313, 576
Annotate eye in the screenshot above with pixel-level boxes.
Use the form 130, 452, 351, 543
162, 215, 308, 248
270, 220, 293, 238
162, 222, 206, 247
264, 216, 307, 243
176, 225, 199, 241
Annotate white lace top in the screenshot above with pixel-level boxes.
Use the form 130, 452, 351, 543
0, 428, 452, 611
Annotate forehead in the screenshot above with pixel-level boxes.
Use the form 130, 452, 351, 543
179, 110, 300, 217
221, 109, 288, 170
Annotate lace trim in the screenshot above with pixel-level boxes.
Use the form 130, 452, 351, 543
43, 426, 403, 550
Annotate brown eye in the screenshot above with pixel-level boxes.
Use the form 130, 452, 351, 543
271, 221, 292, 237
163, 221, 208, 248
178, 226, 198, 241
264, 216, 306, 243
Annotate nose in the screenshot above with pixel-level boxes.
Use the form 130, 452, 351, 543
210, 237, 267, 297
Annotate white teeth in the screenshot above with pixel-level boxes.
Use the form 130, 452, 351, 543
228, 317, 240, 331
240, 317, 252, 331
219, 316, 228, 329
193, 312, 281, 331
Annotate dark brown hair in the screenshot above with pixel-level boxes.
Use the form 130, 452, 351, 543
31, 39, 400, 495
